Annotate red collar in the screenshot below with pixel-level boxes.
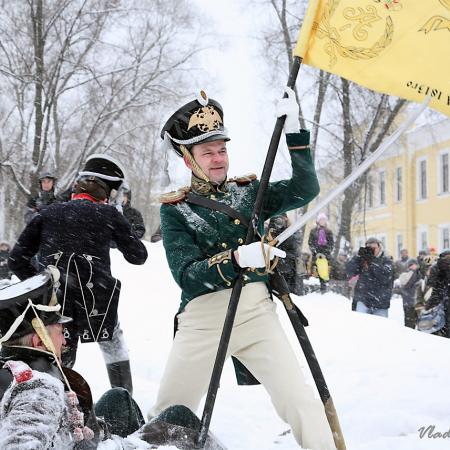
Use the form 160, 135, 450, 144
71, 193, 107, 204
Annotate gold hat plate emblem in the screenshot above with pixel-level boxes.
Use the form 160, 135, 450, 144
188, 105, 223, 132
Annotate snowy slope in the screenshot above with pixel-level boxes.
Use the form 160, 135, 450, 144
76, 242, 450, 450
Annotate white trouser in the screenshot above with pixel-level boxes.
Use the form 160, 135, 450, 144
149, 282, 336, 450
98, 321, 129, 364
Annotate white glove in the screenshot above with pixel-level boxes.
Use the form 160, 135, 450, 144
236, 242, 286, 268
276, 87, 300, 134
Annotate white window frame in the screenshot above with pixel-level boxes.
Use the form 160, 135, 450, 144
437, 150, 449, 195
416, 225, 429, 253
378, 169, 387, 206
395, 166, 402, 203
416, 157, 428, 200
438, 224, 450, 252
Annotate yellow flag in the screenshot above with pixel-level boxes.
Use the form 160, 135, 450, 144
295, 0, 450, 117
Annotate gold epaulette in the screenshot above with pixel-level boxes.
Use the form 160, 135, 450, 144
159, 186, 191, 204
228, 173, 257, 185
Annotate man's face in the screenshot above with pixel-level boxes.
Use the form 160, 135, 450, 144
187, 140, 229, 184
368, 242, 381, 256
318, 218, 327, 227
40, 178, 54, 192
0, 244, 9, 252
400, 249, 408, 259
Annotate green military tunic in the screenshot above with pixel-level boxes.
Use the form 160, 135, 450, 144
160, 130, 319, 313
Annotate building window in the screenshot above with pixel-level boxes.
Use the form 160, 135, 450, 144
395, 167, 402, 202
417, 228, 428, 252
417, 158, 427, 200
441, 226, 450, 250
440, 152, 449, 194
379, 170, 386, 206
396, 234, 403, 258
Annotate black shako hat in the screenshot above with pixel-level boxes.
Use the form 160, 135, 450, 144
78, 154, 125, 194
161, 91, 230, 157
0, 270, 71, 343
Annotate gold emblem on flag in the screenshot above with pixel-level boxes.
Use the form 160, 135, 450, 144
315, 0, 394, 67
188, 105, 223, 133
419, 0, 450, 34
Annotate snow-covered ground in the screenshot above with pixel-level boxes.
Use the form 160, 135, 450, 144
77, 242, 450, 450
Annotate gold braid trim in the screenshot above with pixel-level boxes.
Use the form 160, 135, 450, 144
288, 144, 309, 151
208, 250, 232, 267
216, 265, 232, 287
208, 250, 233, 286
180, 144, 210, 183
31, 316, 73, 392
31, 317, 57, 355
254, 231, 280, 276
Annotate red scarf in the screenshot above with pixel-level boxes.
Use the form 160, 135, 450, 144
71, 193, 107, 204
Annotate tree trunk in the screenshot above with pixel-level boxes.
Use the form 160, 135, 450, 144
334, 78, 355, 257
31, 0, 45, 197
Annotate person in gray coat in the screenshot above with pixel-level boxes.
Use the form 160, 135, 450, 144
398, 259, 421, 328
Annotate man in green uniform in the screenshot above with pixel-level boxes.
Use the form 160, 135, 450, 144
150, 89, 335, 449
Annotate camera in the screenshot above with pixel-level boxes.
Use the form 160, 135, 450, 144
358, 246, 374, 259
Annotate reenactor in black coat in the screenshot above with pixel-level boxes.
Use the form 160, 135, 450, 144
9, 154, 148, 394
24, 172, 58, 224
267, 214, 303, 295
122, 188, 146, 239
418, 250, 450, 337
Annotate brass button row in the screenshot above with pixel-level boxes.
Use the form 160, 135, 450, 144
221, 238, 244, 249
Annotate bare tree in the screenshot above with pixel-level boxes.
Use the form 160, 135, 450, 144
0, 0, 202, 239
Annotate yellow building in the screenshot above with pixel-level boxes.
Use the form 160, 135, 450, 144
351, 117, 450, 258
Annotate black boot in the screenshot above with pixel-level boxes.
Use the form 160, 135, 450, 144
106, 360, 133, 395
